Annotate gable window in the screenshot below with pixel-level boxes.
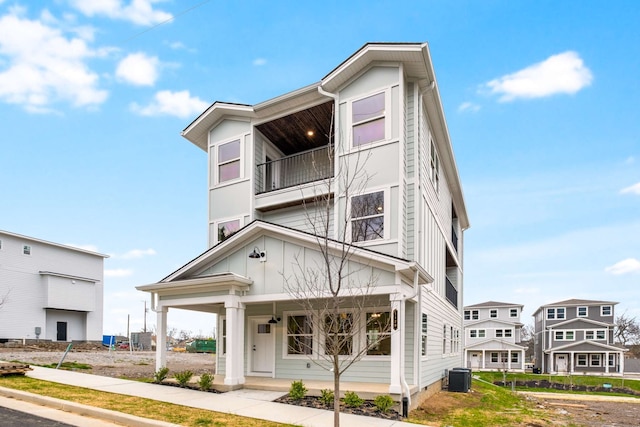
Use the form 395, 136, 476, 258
601, 305, 612, 316
472, 310, 479, 320
23, 245, 31, 255
577, 306, 588, 317
430, 140, 440, 191
286, 314, 313, 355
421, 313, 428, 356
577, 354, 587, 366
510, 308, 518, 318
324, 312, 353, 356
351, 191, 384, 242
366, 311, 391, 356
490, 309, 497, 318
352, 92, 385, 146
217, 139, 241, 183
217, 219, 241, 243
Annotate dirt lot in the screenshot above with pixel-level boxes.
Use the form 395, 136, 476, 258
0, 347, 215, 379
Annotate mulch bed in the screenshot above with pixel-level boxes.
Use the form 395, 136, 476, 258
494, 380, 640, 396
275, 395, 402, 420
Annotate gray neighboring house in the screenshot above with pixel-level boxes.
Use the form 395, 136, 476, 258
137, 42, 469, 405
0, 230, 108, 343
463, 301, 527, 371
533, 299, 625, 375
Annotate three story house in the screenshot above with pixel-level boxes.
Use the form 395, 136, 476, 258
137, 42, 469, 405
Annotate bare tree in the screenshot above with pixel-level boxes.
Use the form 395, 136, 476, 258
520, 323, 535, 362
614, 311, 640, 346
283, 112, 389, 426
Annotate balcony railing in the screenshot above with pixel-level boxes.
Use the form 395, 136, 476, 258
445, 277, 458, 309
256, 145, 334, 194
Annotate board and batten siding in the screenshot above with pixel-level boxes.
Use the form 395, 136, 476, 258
260, 202, 334, 236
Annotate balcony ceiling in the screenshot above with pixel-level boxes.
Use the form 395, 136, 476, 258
256, 101, 334, 156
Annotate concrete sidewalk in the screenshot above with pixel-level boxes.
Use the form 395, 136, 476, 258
7, 367, 417, 426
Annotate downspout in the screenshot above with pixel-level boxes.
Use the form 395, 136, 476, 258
399, 267, 421, 411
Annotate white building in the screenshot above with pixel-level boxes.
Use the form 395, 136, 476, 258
0, 230, 107, 343
138, 42, 469, 404
463, 301, 527, 371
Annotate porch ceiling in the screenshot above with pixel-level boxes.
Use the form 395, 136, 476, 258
255, 101, 333, 156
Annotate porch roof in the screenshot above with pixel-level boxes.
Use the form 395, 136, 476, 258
466, 339, 527, 351
137, 272, 252, 295
544, 340, 627, 354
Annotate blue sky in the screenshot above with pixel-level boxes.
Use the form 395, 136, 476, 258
1, 1, 638, 337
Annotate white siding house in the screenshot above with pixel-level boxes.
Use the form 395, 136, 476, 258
463, 301, 527, 372
137, 42, 469, 406
0, 230, 108, 343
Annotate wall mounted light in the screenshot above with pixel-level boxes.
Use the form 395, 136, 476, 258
248, 246, 267, 262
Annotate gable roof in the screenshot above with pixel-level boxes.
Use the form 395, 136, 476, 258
544, 340, 626, 353
546, 317, 613, 329
465, 301, 523, 309
0, 229, 109, 259
533, 299, 618, 316
465, 338, 527, 351
465, 318, 524, 328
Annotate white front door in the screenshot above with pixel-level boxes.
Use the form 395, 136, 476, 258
471, 352, 481, 369
555, 354, 568, 373
250, 317, 274, 375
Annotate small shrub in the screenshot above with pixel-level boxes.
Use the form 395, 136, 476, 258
319, 388, 334, 406
198, 372, 214, 391
342, 390, 364, 408
153, 367, 169, 383
288, 380, 307, 400
174, 370, 194, 387
374, 394, 394, 413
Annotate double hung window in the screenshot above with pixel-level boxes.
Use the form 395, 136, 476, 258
601, 305, 612, 316
352, 92, 385, 146
366, 312, 391, 356
324, 313, 353, 356
421, 313, 428, 356
217, 139, 241, 183
351, 191, 384, 242
287, 315, 313, 355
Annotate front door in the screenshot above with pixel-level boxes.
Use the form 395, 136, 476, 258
250, 317, 274, 375
56, 322, 67, 341
555, 354, 568, 373
470, 352, 481, 369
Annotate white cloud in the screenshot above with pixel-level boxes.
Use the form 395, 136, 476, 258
483, 51, 593, 102
458, 101, 480, 113
0, 10, 108, 112
105, 268, 133, 277
118, 248, 157, 259
116, 52, 159, 86
620, 182, 640, 195
69, 0, 172, 26
253, 58, 267, 66
131, 90, 209, 118
605, 258, 640, 275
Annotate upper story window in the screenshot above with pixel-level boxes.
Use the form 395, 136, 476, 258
463, 310, 470, 320
352, 92, 385, 146
547, 307, 565, 320
217, 219, 240, 243
23, 245, 31, 255
469, 329, 485, 338
554, 330, 575, 341
472, 310, 479, 320
495, 329, 512, 338
217, 139, 241, 183
577, 306, 588, 317
366, 311, 391, 356
490, 309, 497, 318
421, 313, 428, 357
510, 308, 518, 318
351, 191, 384, 242
601, 305, 612, 316
430, 140, 440, 192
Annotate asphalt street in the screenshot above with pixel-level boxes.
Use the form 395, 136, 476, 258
0, 405, 75, 426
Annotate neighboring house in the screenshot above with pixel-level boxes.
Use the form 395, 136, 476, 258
533, 299, 625, 375
137, 42, 469, 403
0, 230, 107, 343
463, 301, 527, 372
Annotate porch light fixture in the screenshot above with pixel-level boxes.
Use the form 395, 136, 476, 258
248, 246, 267, 262
268, 301, 280, 324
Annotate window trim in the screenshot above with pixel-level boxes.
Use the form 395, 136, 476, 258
547, 307, 566, 320
601, 305, 613, 316
219, 316, 227, 357
590, 354, 601, 367
214, 137, 243, 186
214, 217, 242, 244
429, 139, 440, 192
510, 308, 518, 318
577, 306, 588, 317
364, 309, 391, 358
576, 354, 588, 367
554, 330, 575, 341
22, 244, 31, 256
322, 310, 356, 358
350, 90, 389, 147
471, 310, 479, 320
421, 312, 428, 358
349, 188, 389, 243
463, 310, 470, 321
490, 309, 497, 318
283, 311, 315, 359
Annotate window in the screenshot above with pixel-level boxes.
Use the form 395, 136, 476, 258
596, 330, 606, 340
430, 140, 440, 191
351, 191, 384, 242
421, 313, 428, 356
577, 306, 588, 317
490, 309, 497, 318
501, 352, 509, 363
217, 139, 241, 183
324, 313, 353, 355
217, 219, 240, 243
463, 310, 470, 320
590, 354, 601, 366
442, 325, 447, 353
496, 329, 503, 338
601, 305, 612, 316
366, 312, 391, 356
511, 352, 519, 363
577, 354, 587, 366
586, 330, 594, 340
221, 317, 227, 356
608, 354, 616, 367
287, 315, 313, 355
491, 352, 499, 363
547, 307, 565, 320
504, 329, 513, 338
470, 329, 485, 338
352, 92, 385, 146
472, 310, 479, 320
554, 330, 574, 341
23, 245, 31, 255
450, 326, 454, 353
510, 308, 518, 318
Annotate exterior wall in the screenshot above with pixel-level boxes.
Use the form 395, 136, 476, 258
0, 232, 104, 341
260, 203, 334, 236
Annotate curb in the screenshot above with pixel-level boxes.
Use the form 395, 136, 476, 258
0, 386, 179, 427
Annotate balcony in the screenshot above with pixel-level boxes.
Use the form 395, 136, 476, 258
256, 145, 334, 194
451, 226, 458, 252
445, 277, 458, 309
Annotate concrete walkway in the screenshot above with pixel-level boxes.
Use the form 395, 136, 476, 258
4, 367, 418, 426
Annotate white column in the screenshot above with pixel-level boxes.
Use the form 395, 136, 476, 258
482, 349, 486, 370
224, 296, 245, 386
155, 306, 167, 371
605, 352, 610, 374
521, 349, 525, 371
619, 352, 624, 374
570, 352, 574, 374
389, 295, 403, 394
507, 350, 512, 371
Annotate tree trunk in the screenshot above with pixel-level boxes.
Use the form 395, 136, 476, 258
333, 357, 340, 427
